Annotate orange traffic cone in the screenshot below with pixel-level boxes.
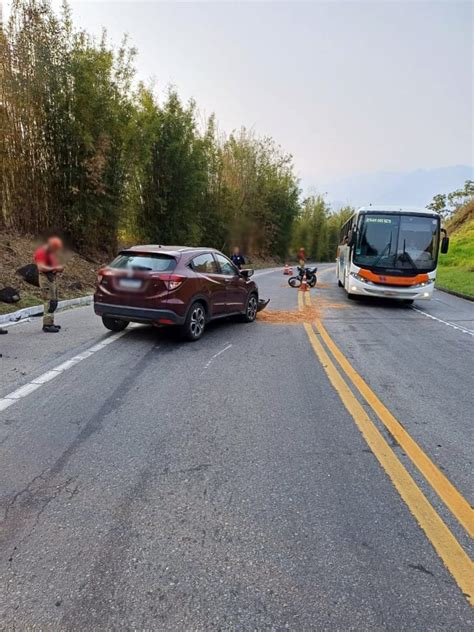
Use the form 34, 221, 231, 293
300, 273, 308, 292
283, 263, 290, 275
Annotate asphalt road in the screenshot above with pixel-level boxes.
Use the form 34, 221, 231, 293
0, 265, 472, 631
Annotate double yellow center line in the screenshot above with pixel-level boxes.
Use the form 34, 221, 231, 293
298, 289, 473, 605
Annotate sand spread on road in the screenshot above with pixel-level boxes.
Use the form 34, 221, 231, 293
257, 299, 347, 324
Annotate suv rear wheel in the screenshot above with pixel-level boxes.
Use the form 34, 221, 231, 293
242, 293, 258, 323
102, 316, 129, 332
182, 302, 206, 341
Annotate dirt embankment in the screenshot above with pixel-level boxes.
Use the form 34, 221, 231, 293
445, 199, 474, 234
0, 232, 104, 313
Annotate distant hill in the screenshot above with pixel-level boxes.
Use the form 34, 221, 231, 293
324, 165, 474, 209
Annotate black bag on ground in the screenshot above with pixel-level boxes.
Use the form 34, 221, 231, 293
17, 263, 39, 287
0, 287, 20, 303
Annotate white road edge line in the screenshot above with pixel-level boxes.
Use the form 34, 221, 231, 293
204, 344, 233, 370
412, 306, 474, 337
253, 268, 282, 277
0, 330, 129, 412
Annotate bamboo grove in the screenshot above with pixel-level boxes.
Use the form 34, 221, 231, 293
1, 0, 352, 261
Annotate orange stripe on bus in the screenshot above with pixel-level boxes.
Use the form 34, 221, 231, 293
358, 268, 429, 286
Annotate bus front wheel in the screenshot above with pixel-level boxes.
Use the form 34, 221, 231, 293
338, 280, 343, 287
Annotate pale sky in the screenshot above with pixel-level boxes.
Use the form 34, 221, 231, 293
12, 1, 474, 188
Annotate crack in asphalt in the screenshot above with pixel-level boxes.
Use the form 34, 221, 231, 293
409, 563, 435, 577
1, 468, 50, 522
162, 463, 213, 476
5, 474, 78, 598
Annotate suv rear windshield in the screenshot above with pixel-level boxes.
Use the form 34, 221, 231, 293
109, 252, 176, 272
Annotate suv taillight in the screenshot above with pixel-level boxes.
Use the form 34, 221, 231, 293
158, 274, 186, 290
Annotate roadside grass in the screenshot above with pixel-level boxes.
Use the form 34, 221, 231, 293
436, 218, 474, 298
0, 293, 41, 315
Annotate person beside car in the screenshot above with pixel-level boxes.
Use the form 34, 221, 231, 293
230, 246, 245, 269
34, 236, 65, 333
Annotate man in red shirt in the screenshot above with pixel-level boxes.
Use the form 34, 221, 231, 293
297, 247, 306, 266
34, 237, 65, 333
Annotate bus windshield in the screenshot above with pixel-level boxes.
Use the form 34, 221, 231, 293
353, 213, 440, 272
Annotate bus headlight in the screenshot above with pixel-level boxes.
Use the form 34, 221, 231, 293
350, 272, 374, 285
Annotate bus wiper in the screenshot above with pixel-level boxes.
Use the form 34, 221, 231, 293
372, 234, 393, 268
398, 239, 418, 271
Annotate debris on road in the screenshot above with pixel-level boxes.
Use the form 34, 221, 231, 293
257, 298, 270, 312
257, 300, 346, 324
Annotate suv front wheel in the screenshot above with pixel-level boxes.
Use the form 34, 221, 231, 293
181, 302, 206, 341
242, 293, 258, 323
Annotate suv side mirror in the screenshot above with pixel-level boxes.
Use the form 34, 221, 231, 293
440, 236, 449, 254
240, 268, 254, 278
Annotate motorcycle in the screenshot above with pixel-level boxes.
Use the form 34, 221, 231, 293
288, 266, 318, 288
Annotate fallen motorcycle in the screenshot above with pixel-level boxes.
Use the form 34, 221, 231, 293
288, 266, 317, 288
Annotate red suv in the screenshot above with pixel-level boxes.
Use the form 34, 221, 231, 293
94, 246, 267, 341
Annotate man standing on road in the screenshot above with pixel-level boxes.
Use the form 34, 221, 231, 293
298, 246, 306, 266
34, 236, 65, 333
230, 246, 246, 270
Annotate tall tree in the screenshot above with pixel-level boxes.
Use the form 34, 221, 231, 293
291, 197, 354, 262
2, 0, 302, 260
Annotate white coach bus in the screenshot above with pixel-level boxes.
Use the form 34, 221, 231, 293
336, 206, 449, 303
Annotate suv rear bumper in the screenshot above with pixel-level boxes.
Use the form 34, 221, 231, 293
94, 301, 185, 325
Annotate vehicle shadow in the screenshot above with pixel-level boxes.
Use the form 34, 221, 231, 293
123, 315, 245, 346
346, 296, 415, 309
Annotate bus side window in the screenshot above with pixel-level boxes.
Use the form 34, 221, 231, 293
339, 225, 346, 245
347, 218, 356, 247
340, 217, 353, 246
347, 216, 358, 247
